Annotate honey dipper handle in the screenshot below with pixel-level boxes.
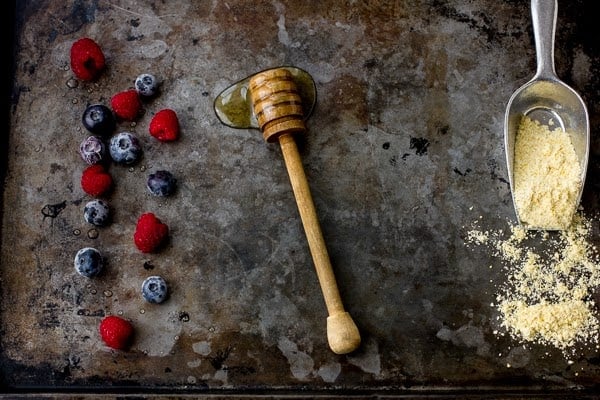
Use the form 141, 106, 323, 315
278, 133, 361, 354
248, 68, 360, 354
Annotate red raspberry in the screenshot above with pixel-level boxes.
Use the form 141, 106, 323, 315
134, 213, 169, 253
70, 38, 105, 81
99, 315, 134, 350
111, 89, 142, 121
81, 164, 113, 197
149, 109, 180, 142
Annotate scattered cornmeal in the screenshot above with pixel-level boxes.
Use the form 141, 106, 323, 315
466, 213, 600, 358
513, 115, 582, 230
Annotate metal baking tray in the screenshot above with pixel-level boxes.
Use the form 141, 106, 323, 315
2, 0, 599, 398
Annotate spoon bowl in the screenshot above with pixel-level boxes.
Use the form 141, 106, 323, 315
504, 0, 589, 230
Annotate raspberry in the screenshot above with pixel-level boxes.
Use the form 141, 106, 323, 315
133, 212, 169, 253
81, 164, 113, 197
149, 109, 180, 142
111, 89, 142, 121
70, 38, 105, 81
99, 315, 134, 350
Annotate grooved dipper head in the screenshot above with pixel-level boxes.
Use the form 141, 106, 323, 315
248, 68, 306, 143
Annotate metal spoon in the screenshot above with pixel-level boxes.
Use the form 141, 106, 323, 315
504, 0, 589, 230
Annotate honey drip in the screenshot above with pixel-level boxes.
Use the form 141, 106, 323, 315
214, 66, 316, 129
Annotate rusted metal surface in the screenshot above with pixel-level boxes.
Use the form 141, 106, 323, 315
2, 0, 600, 397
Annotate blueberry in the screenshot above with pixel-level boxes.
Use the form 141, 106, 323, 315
135, 73, 159, 97
109, 132, 142, 165
83, 199, 110, 226
147, 170, 177, 196
74, 247, 104, 277
141, 275, 168, 303
82, 104, 116, 136
79, 135, 106, 165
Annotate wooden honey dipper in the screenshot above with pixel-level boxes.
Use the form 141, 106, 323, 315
248, 68, 361, 354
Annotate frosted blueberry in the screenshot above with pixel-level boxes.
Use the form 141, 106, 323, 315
141, 275, 168, 304
79, 135, 106, 165
109, 132, 142, 165
74, 247, 104, 278
147, 170, 177, 197
135, 73, 159, 97
83, 199, 110, 226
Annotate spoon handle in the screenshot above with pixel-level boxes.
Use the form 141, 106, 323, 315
531, 0, 557, 80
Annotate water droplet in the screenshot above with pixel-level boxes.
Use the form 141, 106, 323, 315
130, 122, 137, 127
73, 229, 81, 236
34, 145, 42, 152
86, 283, 92, 289
71, 98, 79, 104
103, 290, 113, 297
87, 229, 99, 239
129, 167, 135, 172
139, 309, 145, 314
66, 78, 79, 89
90, 289, 97, 295
117, 310, 123, 315
174, 335, 180, 341
87, 87, 94, 94
140, 165, 146, 172
63, 64, 70, 71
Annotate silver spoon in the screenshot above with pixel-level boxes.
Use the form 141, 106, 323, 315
504, 0, 589, 230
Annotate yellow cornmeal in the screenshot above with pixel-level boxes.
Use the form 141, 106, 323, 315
513, 116, 582, 229
466, 214, 600, 357
499, 299, 598, 350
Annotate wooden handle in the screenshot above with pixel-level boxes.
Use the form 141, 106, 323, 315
279, 134, 360, 354
249, 68, 361, 354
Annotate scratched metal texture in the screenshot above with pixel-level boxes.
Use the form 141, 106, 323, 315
2, 0, 600, 397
